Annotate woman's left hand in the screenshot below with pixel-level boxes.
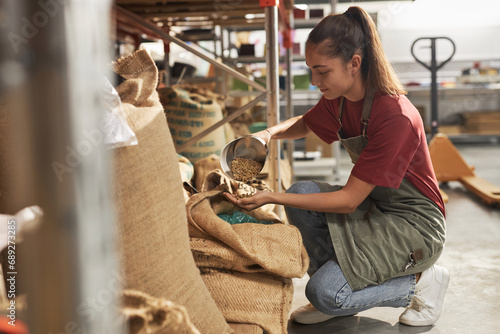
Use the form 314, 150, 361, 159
223, 191, 271, 211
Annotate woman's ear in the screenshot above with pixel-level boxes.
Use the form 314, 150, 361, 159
349, 54, 362, 74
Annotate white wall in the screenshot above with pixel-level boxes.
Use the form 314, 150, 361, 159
375, 0, 500, 63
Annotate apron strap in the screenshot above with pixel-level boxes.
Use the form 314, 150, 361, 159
361, 88, 376, 138
338, 88, 376, 138
338, 97, 345, 126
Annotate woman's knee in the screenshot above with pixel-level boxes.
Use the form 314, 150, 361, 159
305, 276, 344, 313
305, 262, 352, 313
306, 278, 338, 313
286, 181, 321, 195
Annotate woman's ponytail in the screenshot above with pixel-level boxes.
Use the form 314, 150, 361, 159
307, 6, 406, 96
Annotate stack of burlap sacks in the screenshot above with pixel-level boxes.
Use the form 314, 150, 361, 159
186, 187, 309, 334
112, 49, 229, 334
112, 49, 308, 334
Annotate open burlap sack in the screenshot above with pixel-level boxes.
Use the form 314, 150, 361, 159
200, 169, 276, 215
112, 49, 231, 334
186, 190, 308, 278
186, 190, 309, 333
122, 290, 200, 334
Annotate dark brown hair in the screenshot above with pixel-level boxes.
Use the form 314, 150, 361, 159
307, 6, 406, 96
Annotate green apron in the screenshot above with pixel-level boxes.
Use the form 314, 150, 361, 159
315, 89, 446, 291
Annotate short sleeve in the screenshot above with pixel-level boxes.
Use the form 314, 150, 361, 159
351, 115, 420, 189
302, 96, 340, 144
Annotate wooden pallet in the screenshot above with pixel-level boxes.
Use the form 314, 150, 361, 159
429, 134, 500, 205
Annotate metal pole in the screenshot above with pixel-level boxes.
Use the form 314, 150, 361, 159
220, 26, 227, 95
214, 24, 227, 95
430, 38, 439, 137
214, 24, 220, 93
2, 0, 120, 332
115, 5, 266, 93
164, 44, 171, 87
265, 5, 281, 198
330, 0, 338, 13
285, 10, 294, 171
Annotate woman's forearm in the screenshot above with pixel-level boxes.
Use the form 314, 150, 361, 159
254, 115, 310, 143
268, 115, 310, 140
266, 190, 356, 214
224, 175, 374, 213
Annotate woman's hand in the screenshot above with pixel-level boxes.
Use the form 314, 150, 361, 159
223, 191, 272, 211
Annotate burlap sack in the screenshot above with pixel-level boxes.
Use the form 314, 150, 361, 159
199, 268, 294, 334
171, 84, 236, 144
192, 155, 260, 201
158, 86, 226, 163
186, 190, 309, 333
178, 154, 194, 184
177, 154, 194, 202
176, 83, 226, 112
186, 190, 308, 277
201, 169, 237, 194
200, 169, 276, 215
122, 290, 200, 334
112, 49, 231, 334
193, 154, 222, 191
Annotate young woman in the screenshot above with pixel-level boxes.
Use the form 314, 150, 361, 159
224, 5, 448, 327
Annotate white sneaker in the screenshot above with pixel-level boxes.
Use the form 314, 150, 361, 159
399, 265, 450, 326
290, 303, 336, 324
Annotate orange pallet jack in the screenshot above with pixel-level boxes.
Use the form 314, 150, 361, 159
429, 133, 500, 205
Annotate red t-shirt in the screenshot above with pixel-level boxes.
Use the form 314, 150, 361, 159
303, 93, 445, 216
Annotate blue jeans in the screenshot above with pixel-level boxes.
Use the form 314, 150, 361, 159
285, 181, 415, 316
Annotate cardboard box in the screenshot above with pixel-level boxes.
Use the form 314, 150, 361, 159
464, 111, 500, 134
439, 125, 463, 135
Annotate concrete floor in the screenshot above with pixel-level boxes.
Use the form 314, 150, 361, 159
288, 143, 500, 334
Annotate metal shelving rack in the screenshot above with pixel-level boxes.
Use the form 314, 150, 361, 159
216, 3, 343, 181
115, 0, 296, 194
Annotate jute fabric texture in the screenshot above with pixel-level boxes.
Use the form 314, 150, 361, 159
112, 49, 231, 334
186, 190, 309, 333
122, 290, 201, 334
